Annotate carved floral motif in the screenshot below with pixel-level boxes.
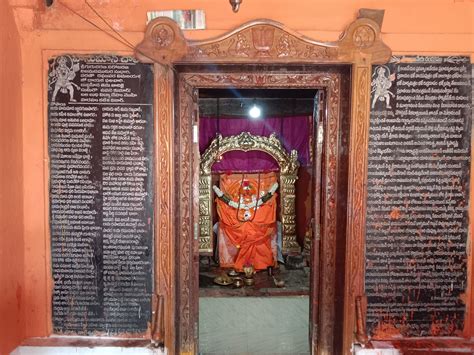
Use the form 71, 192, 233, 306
177, 78, 194, 352
157, 70, 171, 293
155, 67, 176, 351
353, 25, 376, 48
152, 24, 174, 48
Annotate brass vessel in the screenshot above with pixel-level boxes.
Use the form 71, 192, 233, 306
233, 277, 244, 288
243, 276, 255, 286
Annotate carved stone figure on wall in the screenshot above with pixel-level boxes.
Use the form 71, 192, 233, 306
233, 33, 251, 56
371, 65, 395, 109
277, 34, 293, 57
49, 55, 80, 102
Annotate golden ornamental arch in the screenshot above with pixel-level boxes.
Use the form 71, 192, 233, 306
199, 132, 300, 254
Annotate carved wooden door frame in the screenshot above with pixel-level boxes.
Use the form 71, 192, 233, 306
136, 13, 391, 355
179, 69, 345, 355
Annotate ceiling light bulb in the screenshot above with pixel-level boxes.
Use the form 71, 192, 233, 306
248, 104, 261, 119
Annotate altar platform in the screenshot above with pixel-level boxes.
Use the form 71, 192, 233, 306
199, 262, 310, 297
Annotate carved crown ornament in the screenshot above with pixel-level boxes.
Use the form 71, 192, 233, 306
135, 14, 391, 65
200, 132, 299, 175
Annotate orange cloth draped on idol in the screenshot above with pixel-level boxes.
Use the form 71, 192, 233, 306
214, 172, 279, 271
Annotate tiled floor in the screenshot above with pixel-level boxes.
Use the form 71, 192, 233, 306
199, 296, 310, 354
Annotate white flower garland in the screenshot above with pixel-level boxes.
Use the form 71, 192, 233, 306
213, 182, 278, 210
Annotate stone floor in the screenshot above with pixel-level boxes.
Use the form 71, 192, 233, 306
199, 296, 310, 354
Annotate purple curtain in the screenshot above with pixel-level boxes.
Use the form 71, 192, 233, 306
199, 116, 311, 172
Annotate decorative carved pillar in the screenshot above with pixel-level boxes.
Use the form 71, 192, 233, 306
280, 172, 300, 253
176, 77, 198, 354
154, 64, 176, 353
198, 175, 213, 254
343, 61, 372, 354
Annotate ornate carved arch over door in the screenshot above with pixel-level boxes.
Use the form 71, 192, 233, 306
135, 11, 391, 355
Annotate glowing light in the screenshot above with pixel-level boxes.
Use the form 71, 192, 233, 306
248, 104, 261, 119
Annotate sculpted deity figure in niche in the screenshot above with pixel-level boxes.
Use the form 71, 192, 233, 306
213, 173, 279, 271
371, 65, 395, 109
49, 55, 80, 102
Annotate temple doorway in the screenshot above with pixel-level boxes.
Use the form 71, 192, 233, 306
174, 66, 351, 355
197, 88, 318, 353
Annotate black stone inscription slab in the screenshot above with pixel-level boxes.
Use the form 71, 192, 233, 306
48, 55, 154, 334
366, 56, 472, 337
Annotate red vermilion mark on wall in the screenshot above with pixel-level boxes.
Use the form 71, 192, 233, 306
389, 207, 401, 220
371, 319, 403, 339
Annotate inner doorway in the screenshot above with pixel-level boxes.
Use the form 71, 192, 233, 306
197, 88, 318, 353
174, 65, 351, 355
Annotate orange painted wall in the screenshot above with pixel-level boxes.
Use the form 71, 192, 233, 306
0, 1, 25, 354
28, 0, 474, 57
4, 0, 474, 349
